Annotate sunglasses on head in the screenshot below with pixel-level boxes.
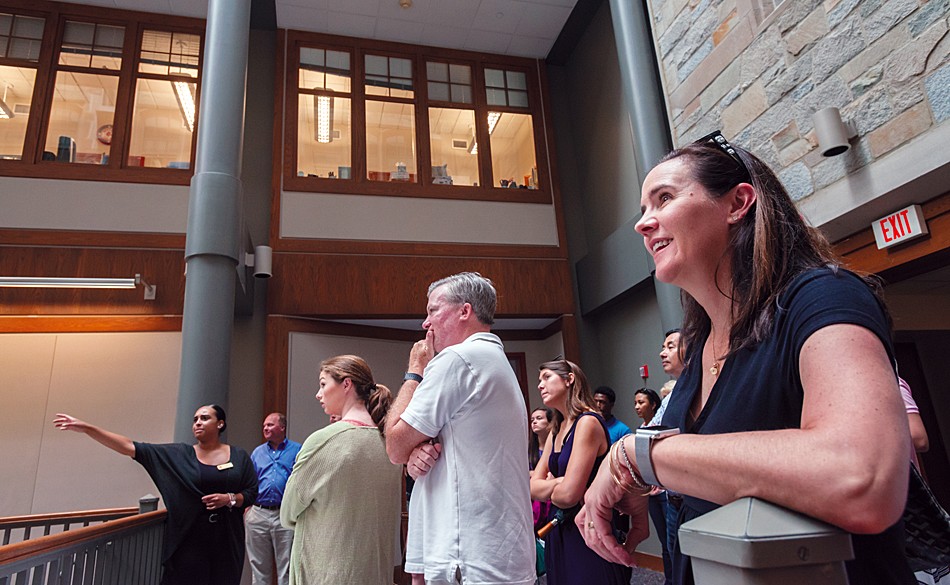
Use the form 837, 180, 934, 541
693, 130, 742, 163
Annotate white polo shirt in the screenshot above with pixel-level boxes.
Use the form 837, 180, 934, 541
402, 332, 534, 585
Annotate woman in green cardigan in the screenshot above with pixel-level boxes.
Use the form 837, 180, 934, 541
54, 404, 257, 585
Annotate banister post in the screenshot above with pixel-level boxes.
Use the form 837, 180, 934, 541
138, 495, 159, 514
678, 497, 853, 584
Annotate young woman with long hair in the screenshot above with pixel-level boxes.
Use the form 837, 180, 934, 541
281, 355, 403, 585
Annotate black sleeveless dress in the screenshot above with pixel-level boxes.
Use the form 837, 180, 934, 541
545, 412, 632, 585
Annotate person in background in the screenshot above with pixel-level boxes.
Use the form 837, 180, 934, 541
54, 406, 257, 585
531, 359, 632, 585
632, 387, 671, 584
246, 413, 301, 585
651, 329, 685, 427
899, 377, 929, 469
649, 328, 686, 583
530, 407, 555, 533
592, 386, 632, 444
386, 272, 534, 585
577, 132, 913, 584
281, 355, 402, 585
633, 388, 661, 428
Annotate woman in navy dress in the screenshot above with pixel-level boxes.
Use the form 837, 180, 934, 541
530, 359, 631, 585
575, 133, 915, 585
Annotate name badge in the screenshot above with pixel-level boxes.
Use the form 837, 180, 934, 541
217, 462, 234, 471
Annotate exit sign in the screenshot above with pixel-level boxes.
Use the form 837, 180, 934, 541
872, 205, 928, 250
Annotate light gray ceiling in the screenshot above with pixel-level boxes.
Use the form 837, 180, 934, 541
58, 0, 579, 58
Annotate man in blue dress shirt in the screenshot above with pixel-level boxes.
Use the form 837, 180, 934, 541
246, 413, 301, 585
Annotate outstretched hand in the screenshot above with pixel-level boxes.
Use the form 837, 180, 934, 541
53, 413, 87, 433
575, 453, 651, 566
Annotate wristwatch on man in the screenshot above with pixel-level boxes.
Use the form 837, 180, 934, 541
634, 426, 680, 488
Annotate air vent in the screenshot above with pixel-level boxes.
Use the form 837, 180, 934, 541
13, 104, 30, 115
451, 139, 467, 150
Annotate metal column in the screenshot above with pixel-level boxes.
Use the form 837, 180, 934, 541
608, 0, 684, 332
175, 0, 252, 442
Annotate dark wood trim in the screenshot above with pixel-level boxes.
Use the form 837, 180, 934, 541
272, 238, 565, 258
0, 507, 138, 526
0, 316, 183, 333
506, 351, 530, 409
267, 254, 575, 317
632, 551, 664, 573
264, 315, 292, 416
0, 229, 185, 249
833, 190, 950, 280
279, 177, 552, 202
0, 246, 187, 316
0, 510, 166, 565
559, 315, 581, 364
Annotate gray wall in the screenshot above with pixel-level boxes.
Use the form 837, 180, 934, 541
547, 1, 671, 558
228, 28, 278, 450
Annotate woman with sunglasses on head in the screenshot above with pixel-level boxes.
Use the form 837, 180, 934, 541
576, 133, 915, 584
281, 355, 402, 585
54, 405, 258, 585
530, 360, 632, 585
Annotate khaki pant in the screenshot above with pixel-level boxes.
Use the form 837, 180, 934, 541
244, 505, 294, 585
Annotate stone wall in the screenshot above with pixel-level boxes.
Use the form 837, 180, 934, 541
647, 0, 950, 216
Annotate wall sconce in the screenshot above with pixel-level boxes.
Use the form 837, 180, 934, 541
244, 245, 273, 278
315, 90, 334, 143
0, 274, 156, 299
812, 107, 856, 157
172, 80, 197, 132
399, 0, 412, 7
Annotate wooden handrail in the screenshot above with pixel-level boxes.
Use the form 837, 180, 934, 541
0, 510, 166, 565
0, 506, 139, 527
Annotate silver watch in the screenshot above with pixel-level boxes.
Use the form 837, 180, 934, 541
634, 426, 680, 487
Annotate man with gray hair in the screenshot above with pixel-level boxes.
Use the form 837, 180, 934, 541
386, 272, 535, 585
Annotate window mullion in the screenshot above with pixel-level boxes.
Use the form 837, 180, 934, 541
105, 21, 137, 169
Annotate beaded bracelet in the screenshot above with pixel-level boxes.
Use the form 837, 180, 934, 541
608, 441, 650, 496
618, 437, 652, 492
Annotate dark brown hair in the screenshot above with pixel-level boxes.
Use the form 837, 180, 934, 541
538, 359, 594, 439
320, 355, 392, 434
528, 407, 553, 469
661, 141, 846, 359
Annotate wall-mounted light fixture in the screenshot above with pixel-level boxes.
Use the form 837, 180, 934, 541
0, 274, 156, 299
172, 80, 196, 132
399, 0, 412, 8
315, 90, 334, 143
244, 245, 273, 279
812, 107, 856, 157
0, 83, 14, 119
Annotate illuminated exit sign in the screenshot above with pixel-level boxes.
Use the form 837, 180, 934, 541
872, 204, 928, 250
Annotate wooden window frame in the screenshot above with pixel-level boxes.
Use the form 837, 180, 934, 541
282, 30, 552, 204
0, 0, 204, 186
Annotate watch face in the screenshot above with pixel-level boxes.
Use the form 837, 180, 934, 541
96, 124, 113, 145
